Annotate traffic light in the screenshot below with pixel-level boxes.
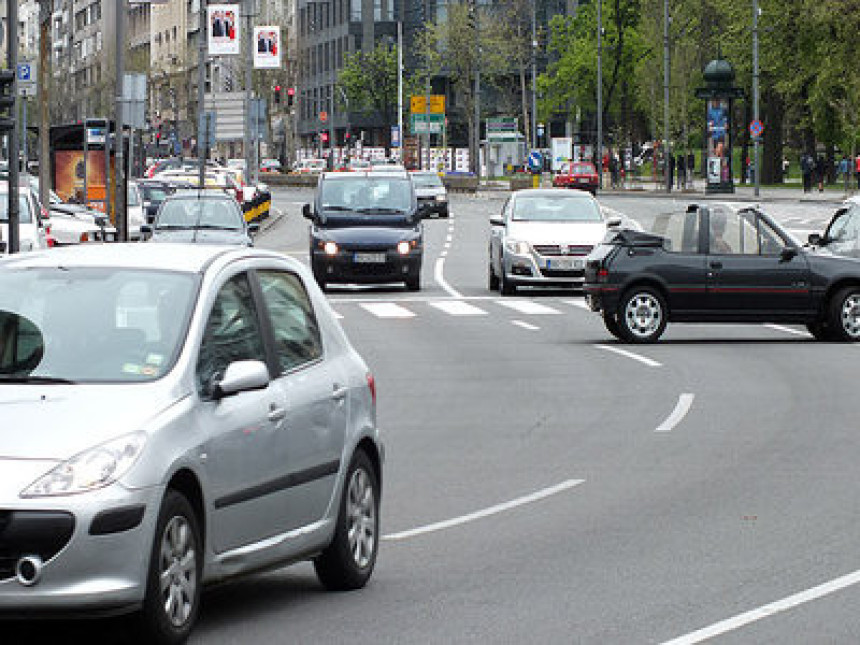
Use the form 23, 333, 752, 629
287, 87, 295, 107
320, 131, 329, 144
274, 85, 281, 105
344, 131, 351, 142
0, 70, 16, 133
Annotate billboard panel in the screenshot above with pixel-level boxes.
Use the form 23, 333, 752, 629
253, 26, 281, 69
208, 5, 240, 55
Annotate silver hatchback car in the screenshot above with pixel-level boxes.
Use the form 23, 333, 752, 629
0, 244, 382, 643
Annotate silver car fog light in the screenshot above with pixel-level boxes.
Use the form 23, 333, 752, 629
16, 555, 43, 586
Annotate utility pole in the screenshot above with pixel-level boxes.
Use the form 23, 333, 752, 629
114, 0, 127, 241
663, 0, 670, 192
243, 0, 254, 183
7, 0, 19, 253
397, 19, 403, 163
753, 0, 760, 197
531, 0, 537, 152
472, 0, 481, 178
198, 0, 208, 188
596, 0, 603, 189
38, 0, 51, 211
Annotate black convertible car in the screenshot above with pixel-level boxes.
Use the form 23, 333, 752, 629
584, 203, 860, 343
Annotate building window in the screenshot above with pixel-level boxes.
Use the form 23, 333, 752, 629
350, 0, 360, 21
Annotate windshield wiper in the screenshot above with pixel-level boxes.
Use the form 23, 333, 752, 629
356, 207, 406, 214
0, 375, 76, 384
191, 224, 242, 231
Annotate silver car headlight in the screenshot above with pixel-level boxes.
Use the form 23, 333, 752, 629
21, 432, 147, 497
435, 194, 447, 202
504, 239, 530, 255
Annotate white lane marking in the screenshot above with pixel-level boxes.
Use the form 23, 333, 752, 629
383, 479, 584, 541
430, 300, 488, 316
359, 302, 416, 318
512, 320, 540, 331
561, 298, 592, 311
497, 300, 562, 315
332, 310, 344, 320
661, 568, 860, 645
655, 393, 695, 433
594, 344, 662, 368
434, 257, 463, 298
764, 323, 810, 337
446, 234, 453, 242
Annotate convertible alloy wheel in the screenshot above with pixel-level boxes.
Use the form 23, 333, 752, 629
830, 287, 860, 341
618, 287, 667, 343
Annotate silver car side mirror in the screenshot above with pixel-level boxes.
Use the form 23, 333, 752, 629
212, 360, 270, 400
606, 216, 623, 228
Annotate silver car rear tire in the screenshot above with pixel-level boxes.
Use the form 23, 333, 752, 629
314, 450, 379, 591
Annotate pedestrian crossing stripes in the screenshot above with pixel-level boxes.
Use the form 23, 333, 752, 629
333, 298, 589, 321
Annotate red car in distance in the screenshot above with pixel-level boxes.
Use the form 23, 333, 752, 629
553, 161, 599, 194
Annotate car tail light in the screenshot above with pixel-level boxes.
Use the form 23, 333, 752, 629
366, 372, 376, 407
79, 233, 90, 242
598, 268, 609, 281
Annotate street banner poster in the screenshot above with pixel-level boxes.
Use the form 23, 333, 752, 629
253, 26, 281, 69
706, 97, 729, 184
208, 5, 239, 55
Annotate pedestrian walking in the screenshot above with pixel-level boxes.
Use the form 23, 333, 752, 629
816, 154, 826, 192
801, 153, 813, 193
839, 155, 849, 187
686, 152, 695, 189
855, 154, 860, 190
667, 154, 675, 192
676, 154, 685, 189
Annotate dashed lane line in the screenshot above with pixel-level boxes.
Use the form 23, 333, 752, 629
655, 394, 695, 433
383, 479, 585, 541
512, 320, 540, 331
594, 344, 662, 368
429, 300, 488, 316
358, 302, 415, 318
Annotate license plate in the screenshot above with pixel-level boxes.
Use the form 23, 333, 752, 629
577, 178, 589, 183
546, 258, 583, 270
354, 252, 386, 264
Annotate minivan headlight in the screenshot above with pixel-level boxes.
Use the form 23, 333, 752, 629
505, 239, 530, 255
21, 432, 147, 497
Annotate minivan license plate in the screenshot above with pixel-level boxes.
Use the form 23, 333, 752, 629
354, 252, 386, 264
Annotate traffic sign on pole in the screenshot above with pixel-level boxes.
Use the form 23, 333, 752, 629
319, 110, 328, 123
749, 119, 764, 139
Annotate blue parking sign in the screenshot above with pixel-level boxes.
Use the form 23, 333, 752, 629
527, 150, 543, 172
16, 64, 30, 82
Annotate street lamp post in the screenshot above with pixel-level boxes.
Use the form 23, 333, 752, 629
753, 0, 760, 197
531, 0, 537, 152
596, 0, 603, 189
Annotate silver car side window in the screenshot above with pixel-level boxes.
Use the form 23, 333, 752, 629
257, 270, 323, 373
196, 272, 267, 395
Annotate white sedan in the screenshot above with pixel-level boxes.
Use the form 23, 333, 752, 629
488, 188, 620, 295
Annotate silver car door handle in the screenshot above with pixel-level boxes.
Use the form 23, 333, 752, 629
332, 385, 348, 401
268, 405, 287, 422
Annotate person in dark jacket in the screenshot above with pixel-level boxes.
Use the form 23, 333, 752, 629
801, 153, 813, 193
676, 154, 686, 190
816, 154, 826, 192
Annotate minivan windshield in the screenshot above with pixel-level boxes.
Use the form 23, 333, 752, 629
512, 195, 602, 222
320, 176, 412, 213
0, 268, 198, 382
411, 173, 444, 188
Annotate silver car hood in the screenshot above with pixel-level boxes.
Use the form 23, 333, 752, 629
0, 383, 181, 460
506, 220, 607, 246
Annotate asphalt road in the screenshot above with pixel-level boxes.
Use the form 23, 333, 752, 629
9, 190, 859, 644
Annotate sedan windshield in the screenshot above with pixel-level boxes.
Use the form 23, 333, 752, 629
0, 268, 198, 382
157, 198, 243, 230
320, 177, 412, 213
512, 196, 602, 222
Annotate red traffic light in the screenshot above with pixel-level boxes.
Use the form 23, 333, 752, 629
287, 87, 295, 97
321, 132, 329, 143
275, 85, 281, 92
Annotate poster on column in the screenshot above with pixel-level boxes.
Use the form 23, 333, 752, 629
253, 26, 281, 69
208, 5, 239, 55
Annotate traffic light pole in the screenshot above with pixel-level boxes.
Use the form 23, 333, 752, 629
7, 0, 20, 254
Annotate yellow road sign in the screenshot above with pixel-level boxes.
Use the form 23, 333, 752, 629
410, 95, 445, 114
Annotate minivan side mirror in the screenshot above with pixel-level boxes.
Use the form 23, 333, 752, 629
807, 233, 823, 246
302, 203, 314, 220
489, 215, 505, 227
606, 215, 623, 228
248, 222, 260, 234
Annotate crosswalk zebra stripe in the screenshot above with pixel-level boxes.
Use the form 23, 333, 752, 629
495, 300, 562, 315
429, 301, 488, 316
359, 303, 416, 318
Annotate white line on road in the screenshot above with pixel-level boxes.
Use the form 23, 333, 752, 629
594, 344, 662, 368
434, 257, 463, 298
430, 300, 488, 316
512, 320, 540, 331
561, 298, 592, 311
359, 303, 416, 318
763, 323, 810, 337
655, 393, 695, 433
383, 479, 585, 541
497, 300, 562, 315
661, 568, 860, 645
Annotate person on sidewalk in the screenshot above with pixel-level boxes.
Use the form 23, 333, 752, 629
667, 154, 675, 192
816, 154, 826, 192
855, 154, 860, 190
801, 153, 813, 193
676, 153, 686, 190
686, 152, 695, 189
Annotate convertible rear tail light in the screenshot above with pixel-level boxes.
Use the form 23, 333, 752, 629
598, 268, 609, 279
366, 372, 376, 407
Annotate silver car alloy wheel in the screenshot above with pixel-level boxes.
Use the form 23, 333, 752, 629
159, 515, 198, 627
347, 467, 376, 569
624, 293, 662, 339
840, 293, 860, 339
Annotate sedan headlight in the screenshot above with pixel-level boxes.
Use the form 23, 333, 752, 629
21, 432, 147, 497
435, 194, 447, 202
323, 241, 338, 255
504, 239, 530, 255
397, 240, 412, 255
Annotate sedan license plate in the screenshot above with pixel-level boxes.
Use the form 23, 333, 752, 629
354, 252, 386, 264
546, 258, 584, 270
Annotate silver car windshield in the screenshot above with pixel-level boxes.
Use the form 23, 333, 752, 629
411, 173, 443, 188
158, 199, 243, 230
0, 268, 198, 383
320, 177, 412, 212
512, 196, 601, 222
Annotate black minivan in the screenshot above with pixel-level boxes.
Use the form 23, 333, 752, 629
303, 170, 424, 291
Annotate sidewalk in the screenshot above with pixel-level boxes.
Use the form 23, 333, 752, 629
479, 176, 853, 205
